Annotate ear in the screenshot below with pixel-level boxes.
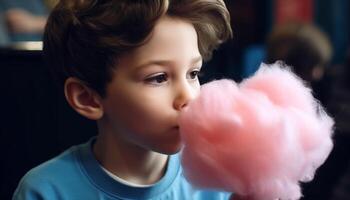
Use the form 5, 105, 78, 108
64, 77, 104, 120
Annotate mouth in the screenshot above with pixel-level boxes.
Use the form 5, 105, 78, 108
170, 126, 180, 134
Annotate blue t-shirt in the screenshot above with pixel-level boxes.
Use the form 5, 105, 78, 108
13, 138, 231, 200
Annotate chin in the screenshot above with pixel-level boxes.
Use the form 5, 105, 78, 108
156, 142, 183, 155
165, 144, 182, 155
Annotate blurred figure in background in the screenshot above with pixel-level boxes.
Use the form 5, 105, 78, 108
265, 23, 343, 200
0, 0, 57, 43
265, 22, 333, 105
328, 48, 350, 200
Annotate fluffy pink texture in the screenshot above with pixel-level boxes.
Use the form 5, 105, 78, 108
178, 62, 334, 200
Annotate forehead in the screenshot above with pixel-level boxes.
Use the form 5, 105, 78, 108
117, 16, 200, 68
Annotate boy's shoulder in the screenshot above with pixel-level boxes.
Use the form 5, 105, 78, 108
20, 145, 79, 183
13, 144, 87, 199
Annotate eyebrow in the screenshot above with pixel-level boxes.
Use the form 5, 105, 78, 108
135, 56, 203, 70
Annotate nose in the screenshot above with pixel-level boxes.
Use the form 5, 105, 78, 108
173, 80, 198, 111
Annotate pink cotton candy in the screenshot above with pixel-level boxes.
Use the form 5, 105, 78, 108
178, 62, 334, 200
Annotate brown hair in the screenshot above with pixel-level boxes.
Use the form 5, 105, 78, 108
44, 0, 232, 97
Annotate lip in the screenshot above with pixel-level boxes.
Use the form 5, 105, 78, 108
170, 126, 180, 134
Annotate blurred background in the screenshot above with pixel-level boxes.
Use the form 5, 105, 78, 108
0, 0, 349, 199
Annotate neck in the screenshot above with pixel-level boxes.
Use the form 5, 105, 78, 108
93, 127, 168, 185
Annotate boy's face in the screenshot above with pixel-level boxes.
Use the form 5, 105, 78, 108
100, 16, 202, 154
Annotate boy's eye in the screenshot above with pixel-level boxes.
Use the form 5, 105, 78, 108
145, 73, 168, 85
188, 69, 201, 80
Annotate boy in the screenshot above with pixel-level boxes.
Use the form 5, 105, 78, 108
13, 0, 233, 199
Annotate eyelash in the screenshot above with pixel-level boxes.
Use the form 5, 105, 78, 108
145, 69, 202, 85
145, 73, 168, 84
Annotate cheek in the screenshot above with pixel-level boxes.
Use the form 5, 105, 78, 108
193, 82, 201, 98
106, 89, 172, 131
